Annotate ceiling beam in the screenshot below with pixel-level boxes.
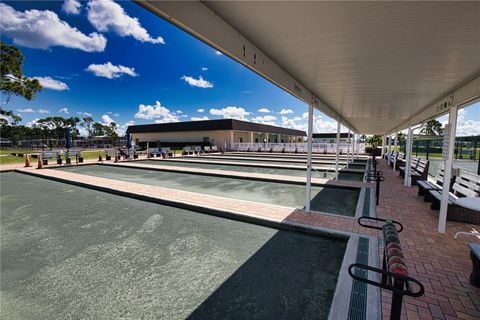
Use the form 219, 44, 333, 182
135, 0, 357, 131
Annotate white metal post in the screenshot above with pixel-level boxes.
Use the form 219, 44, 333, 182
438, 105, 458, 233
347, 130, 351, 168
305, 104, 314, 212
387, 135, 393, 163
352, 132, 355, 162
404, 125, 413, 187
393, 133, 398, 171
335, 121, 341, 180
381, 135, 386, 158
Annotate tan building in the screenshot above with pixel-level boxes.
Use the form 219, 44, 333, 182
127, 119, 306, 148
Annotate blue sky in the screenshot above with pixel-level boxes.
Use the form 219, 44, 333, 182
1, 0, 479, 136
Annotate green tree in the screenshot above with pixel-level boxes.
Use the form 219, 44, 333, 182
421, 119, 444, 136
80, 117, 94, 137
0, 108, 22, 125
366, 135, 382, 148
1, 42, 42, 104
104, 122, 118, 140
92, 122, 106, 136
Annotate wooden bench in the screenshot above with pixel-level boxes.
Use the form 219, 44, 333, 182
66, 150, 83, 163
182, 147, 194, 155
161, 148, 173, 157
411, 159, 429, 184
399, 157, 419, 177
468, 243, 480, 288
40, 151, 60, 165
193, 146, 202, 155
429, 170, 480, 224
148, 148, 161, 157
417, 165, 450, 201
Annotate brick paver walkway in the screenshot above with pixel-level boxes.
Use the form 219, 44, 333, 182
376, 160, 480, 320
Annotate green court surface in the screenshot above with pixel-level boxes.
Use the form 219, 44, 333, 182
141, 159, 364, 181
59, 165, 360, 216
1, 172, 347, 320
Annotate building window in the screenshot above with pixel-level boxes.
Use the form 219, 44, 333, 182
255, 138, 259, 143
239, 137, 243, 143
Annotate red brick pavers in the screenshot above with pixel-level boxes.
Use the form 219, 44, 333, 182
376, 160, 480, 320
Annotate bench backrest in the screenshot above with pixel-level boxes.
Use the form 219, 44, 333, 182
390, 151, 398, 163
211, 146, 218, 151
161, 148, 170, 152
41, 151, 59, 159
415, 159, 428, 174
408, 157, 419, 169
452, 170, 480, 198
194, 146, 201, 152
434, 165, 446, 184
183, 147, 191, 151
148, 148, 159, 153
204, 146, 211, 151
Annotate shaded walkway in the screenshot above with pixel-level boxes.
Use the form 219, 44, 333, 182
376, 160, 480, 319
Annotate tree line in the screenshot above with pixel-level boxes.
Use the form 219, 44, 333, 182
0, 41, 118, 142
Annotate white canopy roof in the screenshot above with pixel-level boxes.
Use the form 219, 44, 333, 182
138, 1, 480, 134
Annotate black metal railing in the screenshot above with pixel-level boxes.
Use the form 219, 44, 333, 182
349, 217, 425, 320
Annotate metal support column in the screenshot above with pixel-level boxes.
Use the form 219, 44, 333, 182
404, 124, 413, 187
305, 104, 314, 212
381, 135, 386, 158
438, 105, 458, 233
347, 129, 351, 168
388, 135, 393, 163
393, 133, 398, 171
335, 121, 341, 180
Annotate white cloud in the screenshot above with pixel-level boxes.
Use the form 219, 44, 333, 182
134, 100, 179, 123
33, 76, 69, 91
116, 120, 135, 136
0, 3, 106, 52
101, 114, 115, 125
85, 62, 138, 79
181, 75, 213, 88
280, 114, 339, 133
257, 108, 271, 113
279, 108, 294, 115
26, 118, 40, 128
87, 0, 164, 44
59, 107, 69, 114
209, 106, 250, 120
251, 115, 277, 126
176, 110, 183, 114
106, 111, 120, 116
76, 112, 92, 117
215, 50, 223, 56
77, 126, 88, 137
62, 0, 81, 15
191, 116, 209, 121
201, 67, 208, 71
16, 108, 50, 114
455, 108, 480, 136
17, 108, 35, 113
197, 108, 205, 113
